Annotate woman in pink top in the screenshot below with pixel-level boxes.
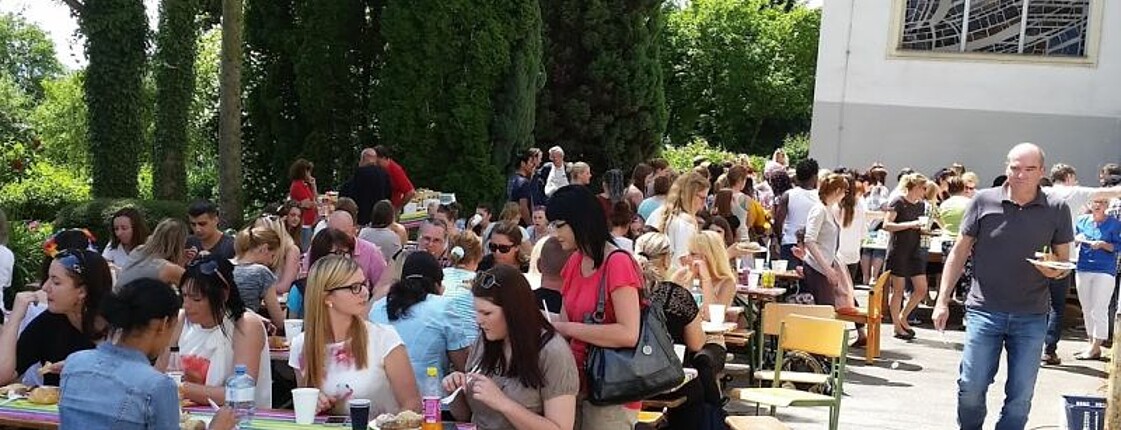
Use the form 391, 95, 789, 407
546, 185, 642, 430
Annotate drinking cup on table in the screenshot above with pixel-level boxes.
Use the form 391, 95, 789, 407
708, 304, 726, 324
673, 344, 687, 363
918, 216, 930, 230
348, 399, 371, 430
747, 272, 760, 288
292, 388, 320, 425
771, 260, 788, 273
284, 319, 303, 345
754, 258, 766, 270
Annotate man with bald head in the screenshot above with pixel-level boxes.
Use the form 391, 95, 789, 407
934, 143, 1074, 430
326, 210, 387, 288
339, 148, 391, 226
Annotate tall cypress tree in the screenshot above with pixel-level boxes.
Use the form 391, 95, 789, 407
153, 0, 200, 201
79, 0, 149, 198
537, 0, 667, 174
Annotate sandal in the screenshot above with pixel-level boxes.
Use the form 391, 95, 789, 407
893, 331, 915, 340
1074, 352, 1101, 361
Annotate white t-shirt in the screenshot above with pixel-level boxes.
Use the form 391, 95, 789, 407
101, 245, 131, 268
645, 207, 698, 269
834, 199, 867, 265
612, 235, 634, 253
179, 317, 273, 408
0, 245, 12, 312
289, 321, 405, 416
782, 187, 820, 245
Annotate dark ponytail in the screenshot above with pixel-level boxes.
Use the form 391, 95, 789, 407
386, 252, 443, 321
101, 278, 182, 335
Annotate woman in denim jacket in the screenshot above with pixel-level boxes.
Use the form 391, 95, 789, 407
59, 278, 236, 430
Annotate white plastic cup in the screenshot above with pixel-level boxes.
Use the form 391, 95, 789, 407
748, 272, 760, 288
771, 260, 788, 273
284, 319, 304, 345
708, 304, 726, 324
292, 388, 320, 424
754, 258, 766, 270
918, 216, 930, 229
673, 344, 687, 363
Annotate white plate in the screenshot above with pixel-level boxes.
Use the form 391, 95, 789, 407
702, 322, 736, 333
1026, 259, 1076, 270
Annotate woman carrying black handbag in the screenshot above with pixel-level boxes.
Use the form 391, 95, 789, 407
546, 186, 644, 430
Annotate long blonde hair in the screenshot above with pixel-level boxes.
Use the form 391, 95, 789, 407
659, 172, 710, 233
303, 256, 369, 389
130, 218, 188, 267
234, 225, 281, 261
690, 231, 735, 283
254, 217, 295, 271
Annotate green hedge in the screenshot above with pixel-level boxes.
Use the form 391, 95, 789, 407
7, 221, 53, 303
0, 162, 91, 221
55, 198, 189, 250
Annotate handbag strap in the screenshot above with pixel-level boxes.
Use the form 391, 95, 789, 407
591, 249, 631, 324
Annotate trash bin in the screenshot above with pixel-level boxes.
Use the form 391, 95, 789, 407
1063, 394, 1106, 430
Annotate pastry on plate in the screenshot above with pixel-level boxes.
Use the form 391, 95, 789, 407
27, 386, 60, 405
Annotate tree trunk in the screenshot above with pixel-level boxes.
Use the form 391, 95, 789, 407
218, 0, 244, 227
1108, 313, 1120, 429
153, 0, 199, 201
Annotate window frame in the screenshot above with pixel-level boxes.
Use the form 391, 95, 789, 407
886, 0, 1104, 66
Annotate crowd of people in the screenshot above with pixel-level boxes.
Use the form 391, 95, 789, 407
0, 141, 1118, 429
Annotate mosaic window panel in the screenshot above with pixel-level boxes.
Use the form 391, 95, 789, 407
898, 0, 1090, 57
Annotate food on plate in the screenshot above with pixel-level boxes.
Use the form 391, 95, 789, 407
180, 411, 206, 430
268, 336, 288, 349
0, 383, 29, 397
371, 410, 423, 430
27, 386, 60, 405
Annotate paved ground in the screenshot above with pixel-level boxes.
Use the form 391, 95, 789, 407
725, 297, 1111, 430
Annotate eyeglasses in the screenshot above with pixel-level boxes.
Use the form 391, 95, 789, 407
488, 243, 515, 254
476, 272, 499, 290
548, 220, 567, 230
328, 281, 370, 295
328, 248, 352, 256
259, 214, 278, 222
187, 258, 234, 291
55, 249, 86, 275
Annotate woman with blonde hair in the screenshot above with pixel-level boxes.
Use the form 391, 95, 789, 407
444, 230, 484, 344
116, 218, 190, 287
233, 225, 285, 330
254, 216, 301, 296
674, 231, 737, 316
289, 256, 420, 415
646, 172, 710, 269
883, 173, 931, 340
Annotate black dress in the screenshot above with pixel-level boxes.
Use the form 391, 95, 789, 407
648, 281, 725, 429
885, 196, 927, 277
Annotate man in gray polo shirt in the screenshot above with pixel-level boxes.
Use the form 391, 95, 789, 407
934, 143, 1073, 430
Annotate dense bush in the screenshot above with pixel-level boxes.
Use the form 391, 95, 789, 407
55, 198, 188, 250
6, 220, 52, 304
0, 162, 91, 221
781, 132, 810, 166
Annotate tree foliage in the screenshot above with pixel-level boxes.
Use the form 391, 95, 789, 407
376, 0, 542, 210
0, 13, 63, 101
30, 72, 87, 172
536, 0, 667, 174
662, 0, 819, 154
80, 0, 150, 198
153, 0, 201, 201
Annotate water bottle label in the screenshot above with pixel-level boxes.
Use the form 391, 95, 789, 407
227, 386, 255, 403
423, 397, 440, 422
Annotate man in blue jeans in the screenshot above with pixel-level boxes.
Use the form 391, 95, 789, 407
934, 143, 1073, 430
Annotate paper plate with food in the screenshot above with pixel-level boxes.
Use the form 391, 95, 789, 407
1026, 258, 1075, 271
369, 410, 423, 430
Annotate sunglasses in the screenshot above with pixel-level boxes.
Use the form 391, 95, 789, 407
488, 243, 515, 254
187, 258, 234, 291
476, 272, 499, 290
328, 281, 370, 295
55, 249, 87, 275
548, 220, 567, 230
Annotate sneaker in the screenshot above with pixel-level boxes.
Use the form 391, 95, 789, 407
1041, 353, 1061, 366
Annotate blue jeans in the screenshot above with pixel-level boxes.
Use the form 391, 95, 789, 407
1044, 276, 1069, 355
958, 308, 1047, 430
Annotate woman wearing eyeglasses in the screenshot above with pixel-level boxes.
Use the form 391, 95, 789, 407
161, 255, 273, 409
370, 252, 473, 391
546, 185, 642, 430
290, 256, 420, 415
0, 249, 112, 386
443, 265, 578, 430
116, 219, 190, 288
289, 229, 356, 319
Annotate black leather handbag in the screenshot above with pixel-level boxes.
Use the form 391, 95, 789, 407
585, 251, 685, 405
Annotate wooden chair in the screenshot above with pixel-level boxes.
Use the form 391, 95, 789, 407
753, 303, 836, 387
635, 410, 667, 429
836, 270, 891, 364
726, 416, 791, 430
734, 315, 850, 430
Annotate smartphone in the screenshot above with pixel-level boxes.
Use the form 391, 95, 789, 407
325, 416, 347, 425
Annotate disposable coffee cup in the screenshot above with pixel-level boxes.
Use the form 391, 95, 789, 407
348, 399, 370, 430
748, 272, 760, 288
673, 344, 687, 363
754, 258, 766, 270
708, 304, 726, 324
771, 260, 788, 273
284, 319, 303, 345
292, 388, 320, 425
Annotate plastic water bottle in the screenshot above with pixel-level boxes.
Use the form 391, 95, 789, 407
691, 278, 703, 306
166, 347, 184, 385
421, 367, 442, 430
225, 364, 256, 428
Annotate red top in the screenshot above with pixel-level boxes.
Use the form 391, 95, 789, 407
289, 180, 316, 226
386, 160, 415, 208
561, 250, 642, 409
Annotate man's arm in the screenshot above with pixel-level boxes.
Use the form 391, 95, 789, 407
933, 235, 975, 330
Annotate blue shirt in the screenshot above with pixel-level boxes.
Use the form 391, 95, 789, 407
1076, 214, 1121, 275
442, 267, 480, 344
60, 343, 180, 430
637, 196, 665, 222
287, 285, 304, 318
369, 295, 475, 389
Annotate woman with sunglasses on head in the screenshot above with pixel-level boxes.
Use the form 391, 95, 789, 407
116, 218, 190, 287
0, 249, 112, 386
290, 256, 421, 415
60, 278, 238, 430
289, 229, 356, 319
160, 255, 273, 409
370, 252, 473, 390
232, 225, 285, 332
443, 265, 578, 430
480, 221, 530, 273
546, 185, 642, 430
254, 215, 301, 297
101, 207, 150, 269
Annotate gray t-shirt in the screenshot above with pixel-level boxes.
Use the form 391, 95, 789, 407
186, 235, 236, 262
358, 227, 401, 262
961, 186, 1074, 314
115, 256, 171, 289
465, 333, 578, 430
233, 264, 277, 312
